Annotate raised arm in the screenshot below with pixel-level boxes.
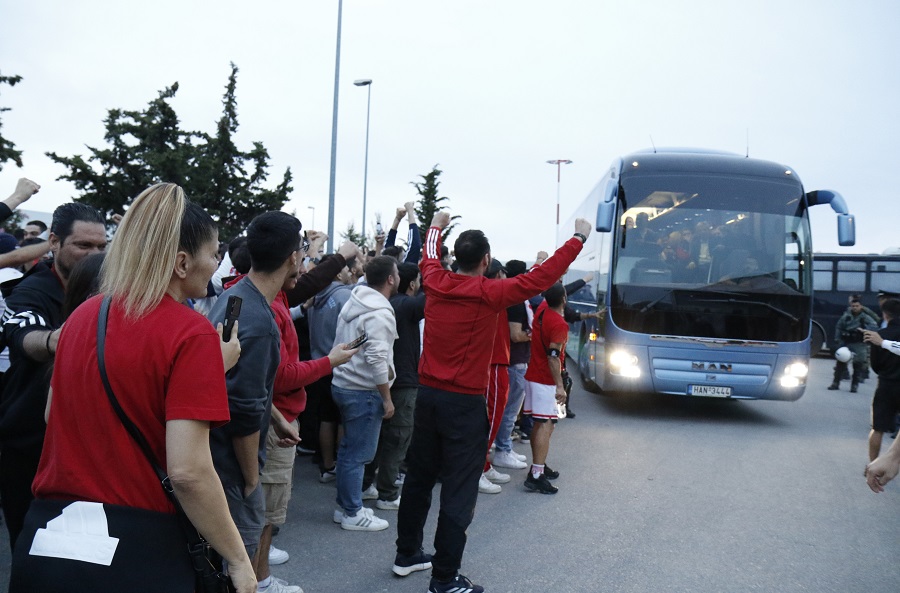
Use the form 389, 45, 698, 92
1, 178, 40, 220
487, 218, 592, 308
419, 212, 452, 286
386, 206, 406, 248
404, 202, 422, 263
285, 241, 357, 307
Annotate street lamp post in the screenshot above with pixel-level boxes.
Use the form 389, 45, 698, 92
546, 159, 573, 248
307, 205, 315, 230
354, 79, 373, 242
326, 0, 344, 253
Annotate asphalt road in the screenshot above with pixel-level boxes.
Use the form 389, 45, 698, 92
1, 356, 897, 592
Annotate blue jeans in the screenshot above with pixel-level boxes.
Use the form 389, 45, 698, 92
495, 363, 527, 453
332, 385, 384, 515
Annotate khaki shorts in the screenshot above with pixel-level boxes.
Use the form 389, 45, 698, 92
261, 420, 297, 525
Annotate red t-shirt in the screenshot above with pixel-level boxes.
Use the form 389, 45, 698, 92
524, 300, 568, 386
418, 227, 582, 395
33, 295, 230, 514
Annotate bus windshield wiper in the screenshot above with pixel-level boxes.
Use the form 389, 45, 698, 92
639, 287, 748, 314
639, 290, 675, 313
691, 297, 799, 323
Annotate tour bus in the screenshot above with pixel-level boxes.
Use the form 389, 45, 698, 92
561, 148, 855, 401
809, 251, 900, 353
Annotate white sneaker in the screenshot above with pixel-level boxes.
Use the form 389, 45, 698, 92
258, 578, 302, 593
268, 544, 289, 565
512, 450, 527, 462
332, 509, 343, 523
492, 450, 527, 469
362, 484, 378, 500
340, 507, 389, 531
483, 467, 511, 484
376, 497, 401, 510
394, 472, 406, 487
478, 473, 501, 494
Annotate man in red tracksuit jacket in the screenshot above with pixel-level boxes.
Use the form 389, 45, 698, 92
393, 212, 592, 593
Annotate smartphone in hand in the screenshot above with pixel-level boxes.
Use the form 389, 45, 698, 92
345, 332, 368, 350
222, 295, 242, 342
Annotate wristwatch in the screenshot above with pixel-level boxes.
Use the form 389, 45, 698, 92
574, 233, 587, 243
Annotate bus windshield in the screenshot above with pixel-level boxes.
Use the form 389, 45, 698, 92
611, 172, 812, 342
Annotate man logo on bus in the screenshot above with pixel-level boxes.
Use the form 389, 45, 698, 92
692, 362, 733, 372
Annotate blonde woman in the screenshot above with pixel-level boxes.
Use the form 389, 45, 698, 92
11, 183, 255, 593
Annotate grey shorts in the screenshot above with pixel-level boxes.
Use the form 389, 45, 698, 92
222, 481, 265, 559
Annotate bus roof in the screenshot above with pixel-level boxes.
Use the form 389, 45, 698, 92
621, 148, 799, 182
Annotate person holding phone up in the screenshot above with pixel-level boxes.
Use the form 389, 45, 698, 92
330, 255, 400, 532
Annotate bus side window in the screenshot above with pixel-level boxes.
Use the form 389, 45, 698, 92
784, 241, 800, 289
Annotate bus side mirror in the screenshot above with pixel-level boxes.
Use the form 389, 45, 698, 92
807, 189, 855, 246
595, 179, 618, 232
837, 214, 855, 246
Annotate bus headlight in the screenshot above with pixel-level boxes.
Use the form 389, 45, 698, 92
785, 362, 808, 378
609, 350, 641, 378
779, 362, 808, 387
780, 376, 801, 388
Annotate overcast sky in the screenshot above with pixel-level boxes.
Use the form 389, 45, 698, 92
1, 0, 898, 262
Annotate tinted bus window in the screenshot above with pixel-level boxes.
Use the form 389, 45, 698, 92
813, 259, 833, 291
836, 260, 866, 292
871, 260, 900, 293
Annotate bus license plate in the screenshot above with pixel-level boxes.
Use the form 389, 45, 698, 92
689, 385, 732, 397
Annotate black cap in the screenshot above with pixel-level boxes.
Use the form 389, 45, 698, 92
485, 258, 507, 279
877, 289, 900, 299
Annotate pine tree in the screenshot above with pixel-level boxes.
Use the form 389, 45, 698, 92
191, 63, 293, 239
340, 222, 367, 250
0, 72, 24, 171
412, 164, 460, 242
47, 84, 195, 219
47, 64, 292, 238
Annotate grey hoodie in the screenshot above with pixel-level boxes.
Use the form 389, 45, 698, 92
308, 281, 353, 359
332, 284, 398, 391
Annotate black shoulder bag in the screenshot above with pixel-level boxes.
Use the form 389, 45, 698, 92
97, 296, 233, 593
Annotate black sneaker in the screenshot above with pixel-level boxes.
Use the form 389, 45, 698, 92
564, 407, 576, 418
543, 465, 560, 480
524, 472, 558, 494
392, 549, 433, 577
827, 383, 839, 391
429, 574, 484, 593
519, 432, 531, 443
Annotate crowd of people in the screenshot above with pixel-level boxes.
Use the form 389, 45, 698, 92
0, 178, 599, 593
0, 177, 897, 593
